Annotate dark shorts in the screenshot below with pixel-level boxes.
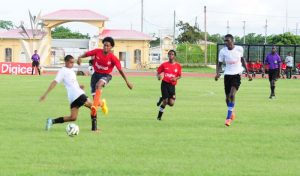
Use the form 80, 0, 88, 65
70, 94, 88, 109
91, 73, 112, 94
32, 61, 39, 67
224, 74, 241, 95
268, 69, 279, 82
161, 81, 176, 100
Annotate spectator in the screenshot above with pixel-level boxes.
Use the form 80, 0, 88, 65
285, 52, 294, 79
281, 61, 287, 79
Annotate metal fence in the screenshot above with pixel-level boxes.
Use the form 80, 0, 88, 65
217, 44, 300, 68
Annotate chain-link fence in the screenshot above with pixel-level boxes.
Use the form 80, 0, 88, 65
217, 44, 300, 68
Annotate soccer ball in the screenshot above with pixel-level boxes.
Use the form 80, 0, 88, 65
66, 123, 79, 137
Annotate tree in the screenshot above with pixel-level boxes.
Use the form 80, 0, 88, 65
150, 37, 160, 47
0, 20, 14, 30
176, 21, 204, 43
51, 26, 90, 39
267, 32, 300, 45
208, 33, 223, 43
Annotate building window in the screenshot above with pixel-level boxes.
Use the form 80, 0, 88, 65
5, 48, 12, 62
134, 49, 141, 64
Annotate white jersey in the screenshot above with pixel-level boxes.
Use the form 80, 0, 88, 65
285, 56, 294, 67
54, 67, 85, 104
219, 45, 244, 75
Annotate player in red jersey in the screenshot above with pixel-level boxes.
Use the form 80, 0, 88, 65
77, 37, 133, 131
156, 50, 182, 120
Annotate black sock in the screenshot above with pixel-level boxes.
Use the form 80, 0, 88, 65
91, 115, 97, 131
157, 105, 165, 120
38, 68, 41, 75
271, 86, 275, 95
53, 117, 64, 124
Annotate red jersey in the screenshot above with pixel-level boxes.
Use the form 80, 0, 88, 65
157, 61, 182, 85
254, 63, 262, 70
85, 49, 121, 74
281, 63, 287, 70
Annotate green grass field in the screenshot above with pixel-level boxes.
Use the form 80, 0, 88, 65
0, 75, 299, 176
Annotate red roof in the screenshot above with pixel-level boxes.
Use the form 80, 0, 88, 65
100, 29, 153, 41
0, 29, 46, 39
42, 9, 108, 21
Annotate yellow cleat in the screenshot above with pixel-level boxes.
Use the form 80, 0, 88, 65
101, 99, 108, 115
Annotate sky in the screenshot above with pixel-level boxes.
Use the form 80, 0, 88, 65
0, 0, 299, 37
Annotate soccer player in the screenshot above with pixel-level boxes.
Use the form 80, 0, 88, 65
156, 50, 182, 121
215, 34, 252, 126
31, 50, 41, 75
77, 37, 133, 131
264, 46, 281, 99
39, 55, 93, 131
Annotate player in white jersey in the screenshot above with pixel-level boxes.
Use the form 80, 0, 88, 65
40, 55, 94, 131
215, 34, 252, 126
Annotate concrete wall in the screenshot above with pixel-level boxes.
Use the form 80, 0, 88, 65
0, 39, 22, 62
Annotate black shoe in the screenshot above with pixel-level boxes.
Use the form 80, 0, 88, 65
157, 116, 161, 121
156, 97, 163, 106
269, 94, 276, 99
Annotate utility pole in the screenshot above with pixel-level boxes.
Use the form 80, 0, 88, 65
226, 20, 230, 34
195, 16, 198, 28
264, 19, 268, 44
173, 10, 176, 45
285, 0, 288, 33
242, 21, 246, 44
141, 0, 144, 32
204, 6, 207, 65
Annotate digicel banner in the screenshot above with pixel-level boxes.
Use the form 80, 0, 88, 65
0, 62, 36, 75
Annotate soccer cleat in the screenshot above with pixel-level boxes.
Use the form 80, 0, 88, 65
45, 118, 53, 131
269, 94, 276, 99
157, 116, 161, 121
156, 97, 163, 106
101, 99, 108, 115
230, 111, 236, 121
91, 105, 98, 116
225, 119, 231, 126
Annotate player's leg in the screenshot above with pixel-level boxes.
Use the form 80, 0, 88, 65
91, 75, 111, 115
157, 81, 168, 120
83, 98, 98, 131
156, 97, 163, 106
269, 69, 276, 98
45, 107, 79, 130
31, 62, 35, 75
167, 85, 176, 107
224, 75, 240, 126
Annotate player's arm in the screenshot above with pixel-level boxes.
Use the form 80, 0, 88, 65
278, 59, 282, 77
241, 57, 252, 81
156, 72, 162, 80
156, 64, 164, 80
118, 69, 133, 90
39, 80, 57, 102
77, 53, 88, 65
215, 61, 223, 81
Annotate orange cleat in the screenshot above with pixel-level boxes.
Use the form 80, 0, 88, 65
91, 105, 98, 116
225, 119, 231, 126
230, 111, 236, 121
